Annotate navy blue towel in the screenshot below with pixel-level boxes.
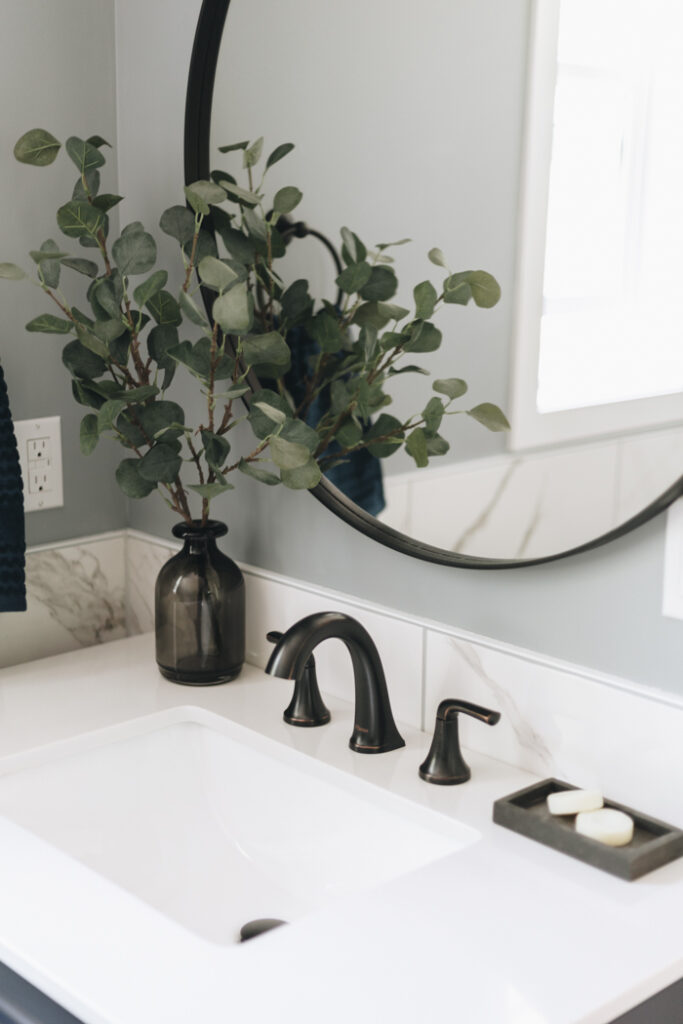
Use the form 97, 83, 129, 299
0, 364, 26, 612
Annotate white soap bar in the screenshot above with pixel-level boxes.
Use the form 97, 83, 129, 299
575, 808, 634, 846
547, 789, 603, 815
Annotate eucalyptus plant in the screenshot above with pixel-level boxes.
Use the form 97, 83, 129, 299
1, 128, 508, 527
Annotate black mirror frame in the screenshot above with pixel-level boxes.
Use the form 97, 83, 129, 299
184, 0, 683, 569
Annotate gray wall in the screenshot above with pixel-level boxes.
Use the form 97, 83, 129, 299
0, 0, 126, 546
5, 0, 679, 696
116, 0, 683, 697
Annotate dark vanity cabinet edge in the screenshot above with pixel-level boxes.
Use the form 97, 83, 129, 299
608, 976, 683, 1023
0, 963, 84, 1024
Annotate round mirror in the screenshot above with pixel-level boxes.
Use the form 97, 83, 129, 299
186, 0, 683, 567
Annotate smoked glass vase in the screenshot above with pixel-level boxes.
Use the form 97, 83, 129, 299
155, 520, 245, 685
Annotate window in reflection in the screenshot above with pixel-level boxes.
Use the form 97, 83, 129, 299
539, 0, 683, 412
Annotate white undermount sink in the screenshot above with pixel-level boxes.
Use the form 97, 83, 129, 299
0, 707, 478, 945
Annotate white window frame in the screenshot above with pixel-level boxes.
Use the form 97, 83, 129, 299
509, 0, 683, 452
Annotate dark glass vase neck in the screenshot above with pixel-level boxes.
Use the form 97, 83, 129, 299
172, 519, 228, 539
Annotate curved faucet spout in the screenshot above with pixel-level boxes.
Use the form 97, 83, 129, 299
265, 611, 405, 754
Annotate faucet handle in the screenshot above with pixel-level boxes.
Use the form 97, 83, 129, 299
419, 699, 501, 785
266, 631, 331, 728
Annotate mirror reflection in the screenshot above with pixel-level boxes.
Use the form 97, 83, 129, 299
210, 0, 683, 560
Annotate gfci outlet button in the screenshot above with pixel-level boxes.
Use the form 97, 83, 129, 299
13, 416, 64, 512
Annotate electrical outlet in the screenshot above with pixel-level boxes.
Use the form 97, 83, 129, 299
13, 416, 63, 513
663, 498, 683, 620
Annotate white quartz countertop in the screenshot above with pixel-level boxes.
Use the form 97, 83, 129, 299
0, 635, 680, 1024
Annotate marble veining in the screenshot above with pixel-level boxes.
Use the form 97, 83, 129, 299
125, 533, 177, 635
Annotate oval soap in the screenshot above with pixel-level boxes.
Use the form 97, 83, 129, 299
575, 808, 634, 846
547, 789, 603, 815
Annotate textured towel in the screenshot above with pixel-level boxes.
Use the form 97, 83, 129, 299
0, 364, 26, 612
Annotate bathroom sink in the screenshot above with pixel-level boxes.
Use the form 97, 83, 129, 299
0, 707, 478, 945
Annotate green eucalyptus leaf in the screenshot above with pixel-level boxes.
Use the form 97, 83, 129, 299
92, 194, 123, 213
307, 310, 344, 354
167, 340, 209, 380
359, 266, 398, 302
335, 419, 363, 449
86, 135, 111, 149
279, 419, 319, 454
212, 281, 252, 333
137, 401, 185, 442
340, 227, 366, 266
387, 364, 430, 376
217, 140, 249, 153
243, 137, 263, 168
61, 257, 99, 278
377, 302, 410, 322
133, 270, 168, 308
65, 136, 105, 174
187, 482, 234, 499
91, 318, 127, 344
428, 248, 448, 268
265, 142, 294, 170
62, 340, 107, 379
221, 181, 260, 207
79, 414, 99, 455
184, 179, 227, 215
414, 280, 438, 320
243, 207, 268, 242
72, 379, 106, 409
116, 458, 157, 498
178, 288, 209, 327
57, 201, 104, 239
360, 324, 378, 362
26, 313, 72, 334
280, 458, 322, 490
147, 289, 182, 326
159, 205, 196, 245
403, 320, 442, 353
406, 427, 429, 467
147, 325, 179, 369
443, 270, 501, 307
97, 399, 128, 433
238, 459, 280, 485
364, 414, 404, 458
248, 389, 292, 439
433, 378, 467, 400
112, 224, 156, 276
280, 280, 312, 324
242, 330, 290, 371
201, 429, 230, 471
115, 410, 146, 448
215, 383, 249, 401
351, 303, 392, 330
377, 238, 411, 251
467, 403, 510, 432
425, 433, 450, 457
0, 263, 26, 280
75, 323, 109, 359
336, 261, 371, 295
422, 396, 444, 435
72, 169, 100, 202
253, 401, 287, 426
138, 443, 182, 483
14, 129, 61, 166
197, 256, 238, 293
30, 240, 68, 292
95, 270, 124, 318
272, 186, 302, 216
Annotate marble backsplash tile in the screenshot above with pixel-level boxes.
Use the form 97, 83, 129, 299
0, 533, 127, 669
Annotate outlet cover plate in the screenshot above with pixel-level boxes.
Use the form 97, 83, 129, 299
13, 416, 64, 513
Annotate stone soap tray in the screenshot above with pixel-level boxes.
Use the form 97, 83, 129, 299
493, 778, 683, 881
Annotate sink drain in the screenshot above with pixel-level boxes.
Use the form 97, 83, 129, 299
239, 918, 287, 942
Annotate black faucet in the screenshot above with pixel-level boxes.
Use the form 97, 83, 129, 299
265, 611, 405, 754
